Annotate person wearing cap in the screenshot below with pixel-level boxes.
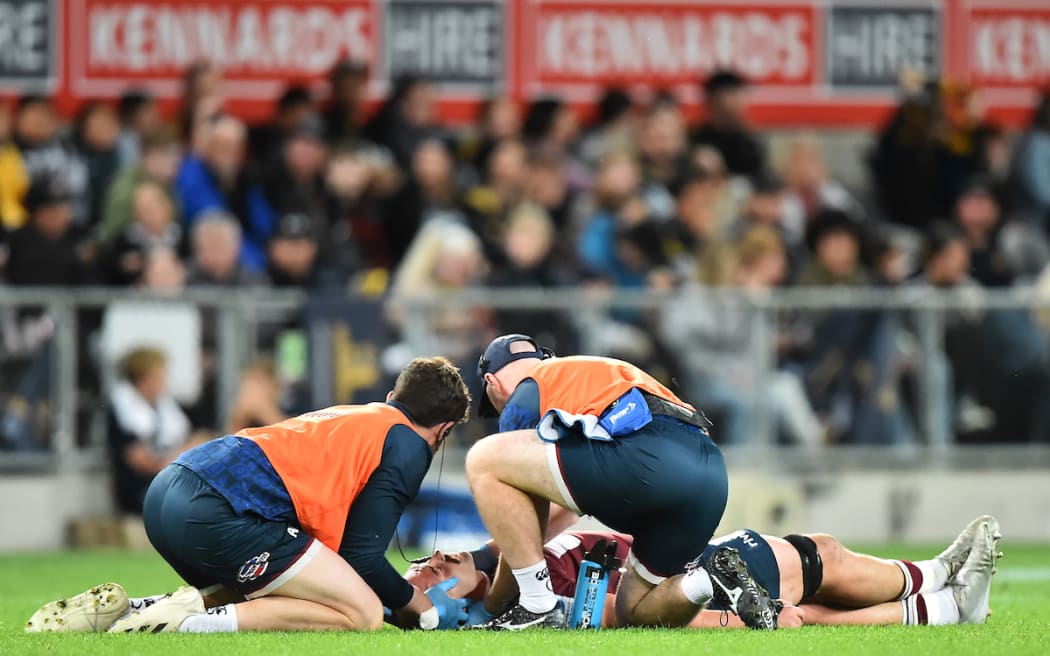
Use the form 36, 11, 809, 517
267, 212, 345, 290
464, 335, 780, 630
690, 70, 766, 179
5, 175, 95, 286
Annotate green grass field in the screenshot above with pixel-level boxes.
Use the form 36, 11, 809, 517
1, 544, 1048, 656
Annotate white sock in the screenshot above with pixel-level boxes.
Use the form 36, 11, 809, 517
893, 559, 949, 597
512, 561, 557, 613
901, 589, 959, 626
178, 604, 238, 633
680, 568, 714, 605
914, 559, 950, 593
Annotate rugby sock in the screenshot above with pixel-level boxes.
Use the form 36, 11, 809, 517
680, 568, 714, 605
893, 559, 949, 598
117, 595, 169, 620
901, 589, 959, 626
178, 604, 238, 633
512, 561, 558, 613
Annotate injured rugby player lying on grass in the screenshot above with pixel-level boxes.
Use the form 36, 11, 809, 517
23, 515, 1001, 632
403, 515, 1003, 629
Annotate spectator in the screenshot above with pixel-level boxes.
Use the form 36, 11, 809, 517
662, 226, 822, 445
364, 74, 439, 167
179, 61, 224, 144
226, 359, 286, 433
577, 151, 649, 287
579, 87, 637, 167
691, 70, 765, 178
953, 177, 1050, 287
1009, 91, 1050, 231
175, 115, 276, 272
252, 84, 317, 161
267, 212, 344, 289
460, 95, 522, 180
186, 210, 268, 286
0, 100, 28, 231
638, 102, 688, 220
729, 172, 805, 272
382, 137, 463, 266
487, 203, 579, 354
263, 115, 329, 218
107, 347, 194, 514
323, 59, 370, 144
933, 82, 999, 215
4, 176, 94, 286
869, 78, 939, 230
116, 89, 162, 167
13, 95, 90, 225
323, 144, 390, 271
73, 101, 123, 227
102, 180, 186, 286
778, 134, 860, 242
663, 171, 735, 285
138, 247, 187, 292
463, 137, 528, 263
99, 126, 183, 247
389, 219, 490, 366
523, 149, 577, 235
798, 208, 868, 286
523, 97, 589, 191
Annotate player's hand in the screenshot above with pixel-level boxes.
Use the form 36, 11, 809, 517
464, 599, 496, 627
777, 603, 805, 629
425, 578, 469, 629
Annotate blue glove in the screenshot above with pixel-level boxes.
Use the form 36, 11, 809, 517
464, 599, 496, 627
424, 577, 468, 630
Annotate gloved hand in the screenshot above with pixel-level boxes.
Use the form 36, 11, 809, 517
464, 599, 496, 627
424, 577, 468, 630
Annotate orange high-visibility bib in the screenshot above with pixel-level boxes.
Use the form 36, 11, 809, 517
239, 403, 415, 551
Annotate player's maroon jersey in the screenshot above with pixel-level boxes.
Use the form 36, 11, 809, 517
543, 531, 633, 596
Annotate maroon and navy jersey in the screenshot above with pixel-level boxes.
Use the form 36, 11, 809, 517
543, 531, 633, 596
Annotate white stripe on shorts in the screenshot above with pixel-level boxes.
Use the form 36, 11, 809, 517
627, 550, 667, 585
246, 539, 323, 599
545, 442, 582, 515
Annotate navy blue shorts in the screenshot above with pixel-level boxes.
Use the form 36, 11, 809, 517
549, 415, 728, 581
702, 530, 781, 608
142, 464, 321, 598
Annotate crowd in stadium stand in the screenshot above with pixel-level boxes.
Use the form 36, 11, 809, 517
3, 61, 1050, 451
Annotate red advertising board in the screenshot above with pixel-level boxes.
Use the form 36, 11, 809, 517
519, 0, 818, 98
14, 1, 1049, 128
68, 0, 376, 100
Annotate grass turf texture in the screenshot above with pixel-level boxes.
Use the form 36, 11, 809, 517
1, 545, 1048, 656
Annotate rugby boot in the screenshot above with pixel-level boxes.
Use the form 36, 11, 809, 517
108, 586, 204, 633
473, 600, 567, 631
704, 546, 779, 630
951, 521, 999, 624
25, 582, 129, 632
938, 515, 997, 581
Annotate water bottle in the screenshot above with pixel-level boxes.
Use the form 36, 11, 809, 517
569, 557, 610, 629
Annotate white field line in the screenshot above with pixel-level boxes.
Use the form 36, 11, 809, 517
994, 567, 1050, 582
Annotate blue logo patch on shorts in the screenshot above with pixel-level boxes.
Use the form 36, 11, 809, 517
599, 388, 653, 437
237, 552, 271, 583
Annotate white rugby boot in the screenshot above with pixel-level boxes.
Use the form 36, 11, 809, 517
937, 515, 996, 582
108, 586, 204, 634
951, 521, 1000, 624
25, 582, 130, 632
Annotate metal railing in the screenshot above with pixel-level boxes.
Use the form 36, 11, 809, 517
2, 284, 1049, 472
